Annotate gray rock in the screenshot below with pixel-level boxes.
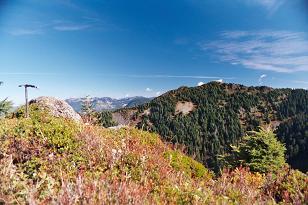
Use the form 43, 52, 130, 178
30, 96, 82, 122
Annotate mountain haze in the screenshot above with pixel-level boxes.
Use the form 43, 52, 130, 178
66, 96, 152, 112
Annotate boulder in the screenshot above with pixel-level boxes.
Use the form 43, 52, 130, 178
30, 96, 82, 122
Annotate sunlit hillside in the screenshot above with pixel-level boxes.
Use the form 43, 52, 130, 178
0, 104, 307, 204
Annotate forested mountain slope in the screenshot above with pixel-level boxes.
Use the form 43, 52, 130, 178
113, 82, 308, 172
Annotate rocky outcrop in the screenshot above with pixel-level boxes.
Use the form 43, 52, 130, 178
30, 96, 82, 122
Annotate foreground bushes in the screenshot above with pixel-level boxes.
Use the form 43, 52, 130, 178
0, 112, 307, 204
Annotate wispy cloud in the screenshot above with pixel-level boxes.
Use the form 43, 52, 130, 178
293, 80, 308, 85
200, 30, 308, 73
0, 72, 235, 80
8, 28, 43, 36
145, 87, 152, 92
258, 74, 267, 85
0, 72, 58, 76
7, 16, 104, 36
51, 18, 101, 32
117, 74, 235, 80
53, 24, 91, 31
243, 0, 285, 12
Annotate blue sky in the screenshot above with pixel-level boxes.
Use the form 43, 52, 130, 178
0, 0, 308, 104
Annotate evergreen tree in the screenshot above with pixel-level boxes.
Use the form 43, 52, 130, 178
276, 114, 308, 172
0, 98, 13, 117
81, 96, 94, 115
223, 127, 286, 173
81, 95, 95, 123
96, 111, 118, 128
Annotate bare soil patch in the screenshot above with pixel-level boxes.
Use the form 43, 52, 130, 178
175, 101, 196, 115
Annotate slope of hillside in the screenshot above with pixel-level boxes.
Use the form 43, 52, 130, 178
113, 82, 308, 172
0, 104, 307, 204
66, 96, 152, 112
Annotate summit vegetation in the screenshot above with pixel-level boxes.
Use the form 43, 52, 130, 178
0, 102, 307, 204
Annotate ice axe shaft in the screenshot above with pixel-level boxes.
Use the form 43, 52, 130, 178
19, 84, 38, 118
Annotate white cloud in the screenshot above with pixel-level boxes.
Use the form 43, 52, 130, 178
8, 28, 43, 36
6, 17, 102, 36
197, 82, 205, 86
121, 74, 234, 80
243, 0, 285, 12
258, 74, 267, 85
145, 88, 152, 92
293, 80, 308, 85
253, 0, 282, 8
260, 74, 267, 78
53, 24, 91, 31
201, 30, 308, 73
0, 72, 57, 76
155, 91, 161, 96
215, 79, 223, 83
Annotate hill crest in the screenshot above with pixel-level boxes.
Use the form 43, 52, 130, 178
112, 82, 308, 172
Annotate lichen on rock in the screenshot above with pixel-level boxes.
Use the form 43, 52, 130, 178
29, 96, 82, 122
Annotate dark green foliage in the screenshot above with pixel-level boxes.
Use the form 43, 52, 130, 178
276, 114, 308, 172
96, 111, 118, 128
130, 83, 307, 172
278, 89, 308, 119
222, 128, 286, 173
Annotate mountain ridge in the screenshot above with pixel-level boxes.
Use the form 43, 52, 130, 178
66, 96, 153, 112
111, 82, 308, 172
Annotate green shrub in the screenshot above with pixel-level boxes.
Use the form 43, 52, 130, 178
264, 166, 308, 204
164, 150, 213, 179
0, 107, 84, 180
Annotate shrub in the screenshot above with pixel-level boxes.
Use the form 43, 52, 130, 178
0, 107, 83, 181
264, 166, 308, 204
0, 112, 306, 204
164, 150, 213, 179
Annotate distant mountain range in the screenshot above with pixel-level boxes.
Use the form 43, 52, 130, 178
66, 96, 153, 112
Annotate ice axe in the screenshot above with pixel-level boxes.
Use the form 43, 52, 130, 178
19, 84, 38, 118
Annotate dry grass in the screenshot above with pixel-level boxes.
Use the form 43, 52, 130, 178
175, 101, 196, 115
